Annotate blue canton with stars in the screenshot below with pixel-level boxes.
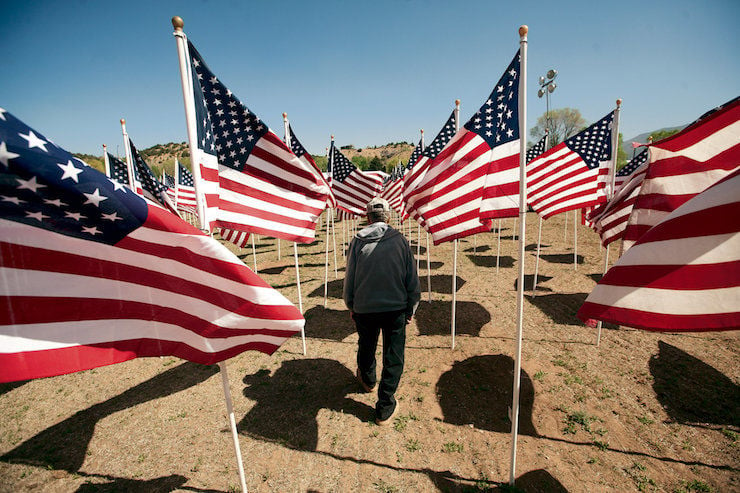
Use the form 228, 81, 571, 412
0, 108, 148, 245
107, 152, 129, 186
288, 124, 310, 159
564, 111, 614, 169
328, 144, 357, 182
423, 110, 457, 160
178, 162, 194, 187
188, 40, 269, 172
164, 173, 175, 189
464, 50, 520, 148
617, 149, 648, 178
129, 138, 169, 201
526, 134, 548, 163
405, 139, 423, 171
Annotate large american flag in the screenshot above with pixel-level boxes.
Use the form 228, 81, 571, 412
287, 122, 336, 208
621, 97, 740, 251
128, 138, 176, 214
403, 111, 456, 224
107, 152, 129, 188
187, 39, 330, 243
527, 110, 614, 219
175, 160, 197, 214
0, 108, 304, 383
327, 142, 383, 216
406, 51, 520, 244
578, 167, 740, 332
380, 162, 405, 215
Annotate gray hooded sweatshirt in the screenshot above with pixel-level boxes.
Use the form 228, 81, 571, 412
343, 222, 420, 317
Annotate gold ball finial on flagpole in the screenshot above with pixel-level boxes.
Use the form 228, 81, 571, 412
331, 134, 334, 140
420, 129, 424, 134
455, 99, 460, 106
282, 112, 288, 119
519, 25, 528, 36
172, 16, 184, 30
616, 98, 622, 107
120, 118, 125, 125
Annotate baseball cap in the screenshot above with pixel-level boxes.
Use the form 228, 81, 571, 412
366, 197, 391, 215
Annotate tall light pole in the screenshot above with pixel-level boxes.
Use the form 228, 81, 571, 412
537, 69, 557, 145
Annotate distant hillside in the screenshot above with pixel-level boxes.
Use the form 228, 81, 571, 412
622, 125, 684, 159
312, 142, 415, 172
74, 142, 192, 179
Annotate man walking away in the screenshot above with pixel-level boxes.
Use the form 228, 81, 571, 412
343, 197, 420, 425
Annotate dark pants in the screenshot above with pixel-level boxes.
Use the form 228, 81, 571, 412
353, 309, 406, 420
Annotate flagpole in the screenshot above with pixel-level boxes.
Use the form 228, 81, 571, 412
102, 144, 110, 177
509, 25, 528, 487
173, 159, 180, 210
172, 17, 209, 232
451, 99, 460, 350
574, 210, 578, 270
418, 128, 432, 303
283, 112, 307, 354
120, 119, 136, 191
596, 98, 622, 346
532, 132, 549, 297
331, 207, 338, 278
217, 361, 248, 493
324, 136, 335, 307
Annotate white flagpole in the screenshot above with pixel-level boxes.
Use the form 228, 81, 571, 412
416, 223, 421, 271
426, 230, 432, 302
596, 98, 622, 346
451, 99, 461, 349
509, 25, 528, 487
172, 17, 208, 232
331, 208, 338, 278
573, 210, 578, 270
102, 144, 110, 177
120, 119, 136, 191
173, 159, 180, 210
283, 112, 306, 354
217, 361, 248, 493
532, 215, 543, 297
324, 137, 335, 307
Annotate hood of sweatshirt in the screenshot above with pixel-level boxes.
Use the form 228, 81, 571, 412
355, 222, 401, 243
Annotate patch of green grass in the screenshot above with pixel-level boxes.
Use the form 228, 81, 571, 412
533, 370, 545, 381
442, 441, 463, 453
552, 358, 568, 367
392, 413, 419, 433
563, 410, 595, 434
373, 479, 399, 493
674, 479, 713, 493
721, 428, 738, 442
638, 415, 655, 425
563, 374, 583, 386
625, 462, 656, 492
593, 439, 609, 451
587, 456, 601, 464
405, 439, 421, 452
600, 386, 615, 399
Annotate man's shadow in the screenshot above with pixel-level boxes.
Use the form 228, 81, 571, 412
650, 341, 739, 427
303, 306, 356, 341
414, 300, 490, 336
1, 362, 218, 472
436, 355, 538, 436
239, 359, 373, 451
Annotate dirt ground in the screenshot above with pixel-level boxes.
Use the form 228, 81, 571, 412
1, 212, 738, 492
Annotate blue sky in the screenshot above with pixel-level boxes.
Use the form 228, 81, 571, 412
2, 0, 738, 157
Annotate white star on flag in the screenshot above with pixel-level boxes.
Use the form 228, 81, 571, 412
25, 211, 48, 221
0, 141, 19, 166
18, 131, 49, 152
83, 188, 107, 207
17, 176, 45, 193
58, 160, 84, 183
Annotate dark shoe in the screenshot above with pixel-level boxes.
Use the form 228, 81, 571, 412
356, 368, 375, 393
375, 402, 399, 426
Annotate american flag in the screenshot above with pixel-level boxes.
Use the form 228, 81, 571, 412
0, 108, 304, 383
128, 138, 176, 214
614, 149, 648, 192
187, 40, 330, 243
407, 51, 520, 244
164, 171, 177, 204
578, 167, 740, 332
107, 152, 130, 188
587, 159, 649, 248
527, 110, 614, 219
175, 160, 197, 214
287, 123, 336, 208
403, 110, 456, 224
622, 97, 740, 251
219, 227, 250, 249
380, 162, 405, 215
327, 142, 383, 216
526, 134, 548, 164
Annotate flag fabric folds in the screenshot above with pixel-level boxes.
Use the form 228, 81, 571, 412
175, 160, 197, 214
0, 108, 304, 383
614, 149, 648, 192
327, 142, 383, 216
577, 167, 740, 332
621, 97, 740, 251
186, 40, 330, 243
403, 111, 456, 223
128, 138, 177, 214
406, 51, 521, 244
527, 110, 614, 219
164, 172, 177, 204
380, 163, 405, 215
526, 134, 548, 164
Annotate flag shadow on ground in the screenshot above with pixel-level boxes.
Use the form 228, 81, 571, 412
73, 473, 224, 492
0, 380, 29, 397
259, 265, 291, 275
514, 274, 554, 292
425, 275, 466, 294
436, 355, 538, 436
467, 255, 515, 269
525, 242, 551, 252
303, 306, 356, 341
428, 468, 566, 492
414, 300, 490, 337
0, 362, 218, 472
463, 244, 491, 253
527, 293, 617, 329
540, 253, 585, 265
650, 341, 740, 427
308, 279, 344, 299
417, 260, 444, 270
408, 245, 428, 255
239, 359, 373, 451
